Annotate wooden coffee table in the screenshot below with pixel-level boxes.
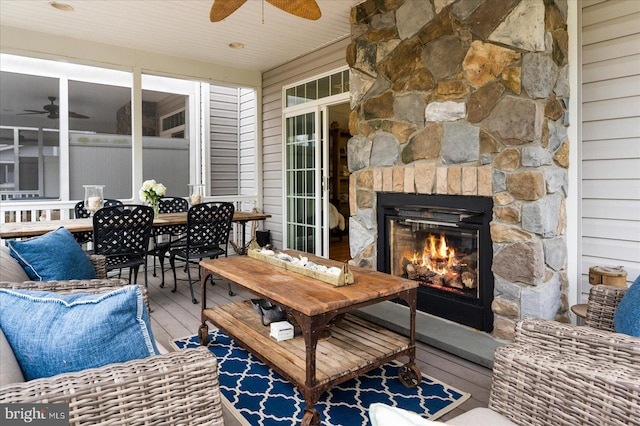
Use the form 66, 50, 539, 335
198, 250, 420, 426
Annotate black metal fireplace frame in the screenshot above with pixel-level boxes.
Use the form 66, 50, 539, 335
376, 193, 494, 332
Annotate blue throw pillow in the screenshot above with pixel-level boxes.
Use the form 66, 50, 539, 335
0, 285, 159, 380
7, 227, 96, 281
614, 275, 640, 337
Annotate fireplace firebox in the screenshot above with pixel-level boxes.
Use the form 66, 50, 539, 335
377, 193, 494, 331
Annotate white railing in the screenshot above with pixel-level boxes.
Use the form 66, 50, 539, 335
1, 195, 262, 250
0, 199, 76, 224
0, 191, 43, 201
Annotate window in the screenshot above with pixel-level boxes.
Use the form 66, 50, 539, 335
285, 69, 349, 107
0, 72, 60, 198
141, 74, 192, 197
68, 79, 133, 200
160, 108, 186, 137
0, 54, 258, 203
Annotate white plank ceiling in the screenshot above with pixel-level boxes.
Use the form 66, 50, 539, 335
0, 0, 360, 72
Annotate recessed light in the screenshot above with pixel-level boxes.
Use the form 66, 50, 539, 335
50, 2, 74, 12
228, 42, 245, 49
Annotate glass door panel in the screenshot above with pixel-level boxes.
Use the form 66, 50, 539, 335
285, 110, 320, 254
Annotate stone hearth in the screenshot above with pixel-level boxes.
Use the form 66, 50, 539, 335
345, 0, 570, 340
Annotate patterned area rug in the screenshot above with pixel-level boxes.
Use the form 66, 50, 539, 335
171, 330, 470, 426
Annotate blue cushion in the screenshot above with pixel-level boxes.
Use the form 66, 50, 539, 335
614, 275, 640, 337
0, 285, 159, 380
7, 227, 96, 281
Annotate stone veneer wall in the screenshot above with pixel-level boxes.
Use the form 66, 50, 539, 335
345, 0, 569, 339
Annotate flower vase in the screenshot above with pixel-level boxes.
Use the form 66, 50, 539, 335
152, 202, 160, 218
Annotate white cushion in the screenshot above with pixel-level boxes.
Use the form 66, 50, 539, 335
0, 326, 25, 385
447, 407, 517, 426
156, 341, 169, 354
369, 403, 447, 426
0, 244, 29, 283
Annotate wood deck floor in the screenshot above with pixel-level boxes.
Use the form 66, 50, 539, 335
144, 261, 492, 425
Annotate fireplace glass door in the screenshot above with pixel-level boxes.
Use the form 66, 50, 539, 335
390, 219, 480, 301
377, 193, 494, 331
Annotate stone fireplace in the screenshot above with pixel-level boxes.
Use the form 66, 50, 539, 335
345, 0, 570, 340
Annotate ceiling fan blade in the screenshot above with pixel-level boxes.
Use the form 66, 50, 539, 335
19, 110, 47, 115
265, 0, 321, 20
69, 111, 90, 119
210, 0, 248, 22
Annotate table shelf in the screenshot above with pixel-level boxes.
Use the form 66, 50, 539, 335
203, 300, 412, 387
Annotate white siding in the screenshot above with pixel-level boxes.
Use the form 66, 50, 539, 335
210, 85, 240, 196
239, 88, 256, 197
261, 38, 351, 249
208, 85, 257, 199
580, 0, 640, 298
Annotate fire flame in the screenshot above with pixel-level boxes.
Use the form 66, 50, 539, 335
410, 234, 457, 274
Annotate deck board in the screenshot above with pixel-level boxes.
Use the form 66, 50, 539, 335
142, 261, 491, 425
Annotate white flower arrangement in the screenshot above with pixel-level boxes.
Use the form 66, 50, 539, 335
139, 179, 167, 205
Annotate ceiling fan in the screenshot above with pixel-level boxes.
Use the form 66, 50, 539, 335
20, 96, 90, 119
209, 0, 322, 22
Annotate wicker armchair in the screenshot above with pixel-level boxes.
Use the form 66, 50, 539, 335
584, 283, 628, 332
0, 271, 225, 425
447, 285, 639, 426
486, 318, 640, 425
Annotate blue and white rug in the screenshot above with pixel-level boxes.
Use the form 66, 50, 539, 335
171, 330, 470, 426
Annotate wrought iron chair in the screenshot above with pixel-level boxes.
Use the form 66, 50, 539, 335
149, 196, 189, 287
73, 199, 124, 245
169, 202, 234, 304
93, 204, 154, 287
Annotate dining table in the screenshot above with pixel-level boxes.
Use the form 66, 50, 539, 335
0, 211, 271, 254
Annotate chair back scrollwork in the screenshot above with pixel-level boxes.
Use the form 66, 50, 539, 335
169, 202, 235, 303
154, 197, 189, 237
186, 202, 234, 255
74, 199, 124, 245
92, 204, 154, 286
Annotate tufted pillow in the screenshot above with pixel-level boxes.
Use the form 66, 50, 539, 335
614, 275, 640, 337
7, 227, 96, 281
0, 285, 159, 380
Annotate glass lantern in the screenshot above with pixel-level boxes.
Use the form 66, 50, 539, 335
188, 184, 204, 206
83, 185, 105, 216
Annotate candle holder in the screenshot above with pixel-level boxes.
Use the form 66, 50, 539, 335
188, 184, 204, 206
83, 185, 105, 216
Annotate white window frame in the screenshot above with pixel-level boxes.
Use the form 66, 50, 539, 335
159, 107, 186, 138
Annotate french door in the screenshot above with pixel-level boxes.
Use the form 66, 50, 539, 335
284, 107, 329, 255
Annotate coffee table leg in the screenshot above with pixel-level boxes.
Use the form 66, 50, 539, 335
301, 407, 320, 426
199, 267, 210, 345
291, 312, 339, 426
198, 323, 210, 346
